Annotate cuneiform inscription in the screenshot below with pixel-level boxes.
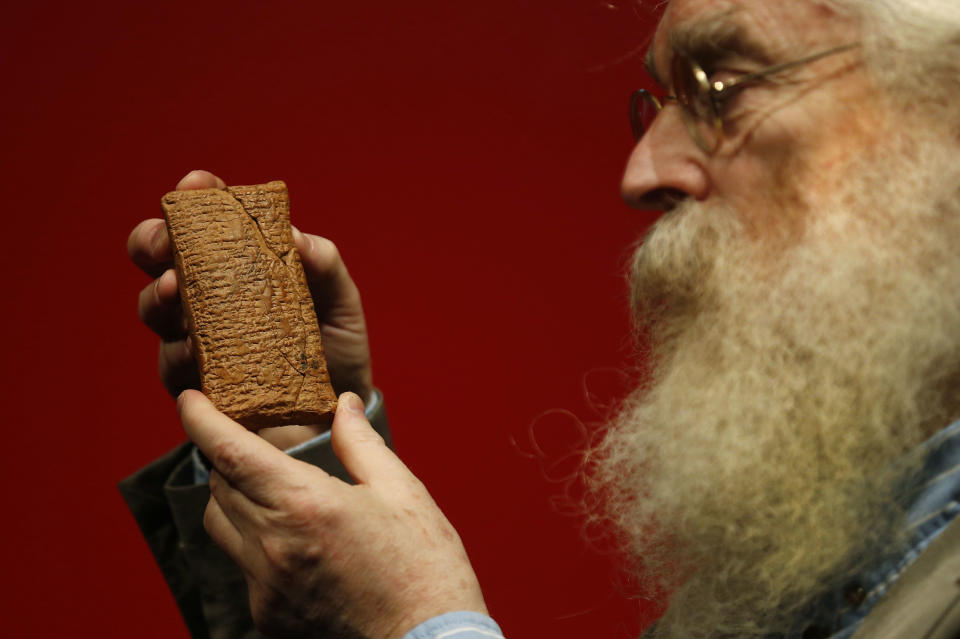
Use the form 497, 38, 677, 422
162, 181, 336, 428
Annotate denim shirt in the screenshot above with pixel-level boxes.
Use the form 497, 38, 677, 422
787, 420, 960, 639
402, 611, 505, 639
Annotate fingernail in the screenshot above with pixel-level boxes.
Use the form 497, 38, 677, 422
341, 392, 364, 415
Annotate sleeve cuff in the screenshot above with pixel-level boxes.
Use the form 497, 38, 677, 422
191, 388, 383, 484
401, 611, 504, 639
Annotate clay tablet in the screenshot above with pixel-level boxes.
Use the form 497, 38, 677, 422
162, 181, 336, 428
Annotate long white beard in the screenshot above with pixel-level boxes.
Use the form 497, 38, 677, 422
588, 137, 960, 637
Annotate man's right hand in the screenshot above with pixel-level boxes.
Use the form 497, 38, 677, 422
179, 389, 488, 639
128, 169, 375, 432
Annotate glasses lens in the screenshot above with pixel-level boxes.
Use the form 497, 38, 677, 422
671, 53, 721, 151
629, 90, 662, 142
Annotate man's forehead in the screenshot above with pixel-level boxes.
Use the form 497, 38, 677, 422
656, 0, 798, 36
645, 6, 775, 84
647, 1, 835, 78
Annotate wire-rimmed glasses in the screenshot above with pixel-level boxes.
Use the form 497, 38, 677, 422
630, 43, 860, 153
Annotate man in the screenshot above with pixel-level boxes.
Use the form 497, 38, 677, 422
589, 1, 960, 636
128, 0, 960, 637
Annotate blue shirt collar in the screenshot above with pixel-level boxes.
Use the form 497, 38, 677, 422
789, 420, 960, 638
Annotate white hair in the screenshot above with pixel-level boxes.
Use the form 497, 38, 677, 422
586, 3, 960, 636
823, 0, 960, 126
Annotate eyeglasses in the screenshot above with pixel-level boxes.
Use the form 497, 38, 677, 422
630, 43, 860, 153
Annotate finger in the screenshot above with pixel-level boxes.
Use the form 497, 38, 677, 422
208, 469, 264, 536
203, 493, 245, 562
176, 169, 227, 191
177, 390, 312, 502
158, 339, 200, 396
292, 229, 373, 396
331, 392, 409, 485
292, 229, 362, 319
128, 171, 225, 276
128, 219, 172, 278
138, 269, 185, 340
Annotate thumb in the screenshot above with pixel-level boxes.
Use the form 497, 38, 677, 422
332, 392, 407, 485
291, 228, 361, 310
176, 169, 226, 190
177, 389, 295, 500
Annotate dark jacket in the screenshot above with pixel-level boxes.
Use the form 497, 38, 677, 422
119, 399, 391, 639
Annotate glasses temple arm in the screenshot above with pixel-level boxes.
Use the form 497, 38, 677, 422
717, 42, 861, 96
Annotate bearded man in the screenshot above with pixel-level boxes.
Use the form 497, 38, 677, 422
130, 0, 960, 638
590, 0, 960, 637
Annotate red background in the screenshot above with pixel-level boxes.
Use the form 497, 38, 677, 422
0, 1, 661, 637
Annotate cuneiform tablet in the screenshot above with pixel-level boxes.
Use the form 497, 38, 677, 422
162, 180, 336, 428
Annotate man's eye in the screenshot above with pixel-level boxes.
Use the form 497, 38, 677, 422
706, 69, 740, 90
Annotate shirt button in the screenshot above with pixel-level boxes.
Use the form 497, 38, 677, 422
802, 625, 830, 639
844, 583, 867, 608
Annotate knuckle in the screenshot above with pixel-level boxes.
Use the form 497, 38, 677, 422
210, 439, 248, 478
312, 237, 341, 269
137, 284, 154, 321
159, 340, 191, 369
159, 343, 200, 396
284, 480, 343, 530
259, 530, 323, 581
259, 534, 293, 573
392, 472, 433, 506
127, 220, 152, 258
275, 482, 327, 524
201, 502, 220, 535
314, 235, 338, 256
292, 493, 330, 526
157, 343, 171, 371
207, 470, 221, 492
201, 509, 214, 537
358, 428, 386, 448
157, 268, 179, 299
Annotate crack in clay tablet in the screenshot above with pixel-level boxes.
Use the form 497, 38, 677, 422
162, 181, 336, 428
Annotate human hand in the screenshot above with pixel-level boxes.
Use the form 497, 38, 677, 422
129, 170, 374, 447
178, 389, 488, 639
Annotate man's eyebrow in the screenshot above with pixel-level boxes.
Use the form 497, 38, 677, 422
670, 13, 776, 67
644, 11, 776, 87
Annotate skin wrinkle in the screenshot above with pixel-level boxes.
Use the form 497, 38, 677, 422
597, 1, 960, 637
667, 11, 777, 80
720, 69, 830, 159
625, 3, 873, 236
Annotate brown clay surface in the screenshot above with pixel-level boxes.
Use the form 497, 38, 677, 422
162, 181, 336, 428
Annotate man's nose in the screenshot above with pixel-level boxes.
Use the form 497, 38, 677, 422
620, 106, 710, 210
